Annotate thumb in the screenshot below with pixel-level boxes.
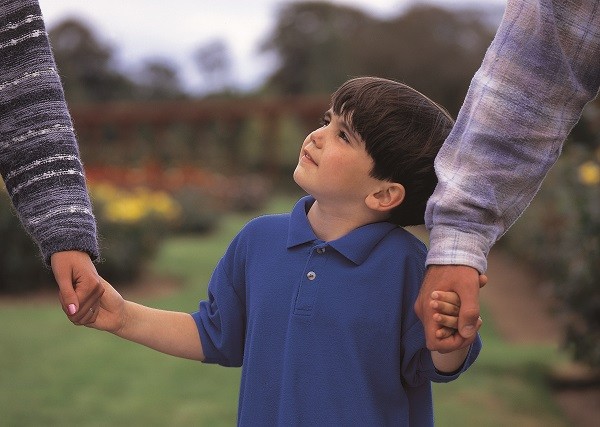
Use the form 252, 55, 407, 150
51, 258, 79, 316
457, 283, 481, 339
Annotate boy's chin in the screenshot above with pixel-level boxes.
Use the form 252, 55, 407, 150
292, 167, 302, 185
292, 171, 309, 194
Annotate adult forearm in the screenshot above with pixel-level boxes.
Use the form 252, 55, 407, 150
425, 0, 600, 272
0, 0, 98, 263
116, 301, 205, 361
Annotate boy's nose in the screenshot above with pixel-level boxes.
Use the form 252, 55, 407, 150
310, 129, 324, 148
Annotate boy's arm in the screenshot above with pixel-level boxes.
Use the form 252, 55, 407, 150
428, 290, 482, 373
115, 301, 204, 361
430, 347, 471, 374
78, 278, 205, 361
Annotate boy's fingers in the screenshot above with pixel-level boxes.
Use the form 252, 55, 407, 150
430, 299, 459, 316
434, 312, 458, 329
432, 333, 476, 354
435, 326, 457, 339
431, 291, 460, 307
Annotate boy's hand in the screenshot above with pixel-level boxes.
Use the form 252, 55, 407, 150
429, 290, 483, 341
68, 277, 126, 334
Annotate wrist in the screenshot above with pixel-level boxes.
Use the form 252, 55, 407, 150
113, 300, 134, 337
426, 226, 489, 273
431, 344, 470, 374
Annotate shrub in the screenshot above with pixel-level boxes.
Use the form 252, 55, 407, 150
503, 146, 600, 368
0, 183, 180, 293
1, 164, 272, 294
85, 164, 272, 230
0, 191, 54, 293
91, 184, 180, 282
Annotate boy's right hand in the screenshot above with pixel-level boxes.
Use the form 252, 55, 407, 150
69, 277, 126, 333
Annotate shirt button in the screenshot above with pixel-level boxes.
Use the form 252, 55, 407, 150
306, 271, 316, 280
316, 247, 325, 254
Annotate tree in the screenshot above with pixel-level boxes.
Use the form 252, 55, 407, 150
136, 58, 186, 100
260, 2, 495, 115
261, 1, 376, 95
194, 39, 233, 94
364, 6, 495, 114
49, 18, 135, 103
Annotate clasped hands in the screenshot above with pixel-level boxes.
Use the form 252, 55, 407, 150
51, 251, 486, 350
415, 265, 487, 353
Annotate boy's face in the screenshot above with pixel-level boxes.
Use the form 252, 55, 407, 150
293, 109, 382, 203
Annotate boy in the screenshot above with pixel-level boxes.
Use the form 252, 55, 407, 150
80, 77, 482, 426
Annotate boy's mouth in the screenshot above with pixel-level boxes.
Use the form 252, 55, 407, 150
302, 150, 317, 165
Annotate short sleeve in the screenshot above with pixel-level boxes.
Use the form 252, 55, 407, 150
192, 257, 246, 367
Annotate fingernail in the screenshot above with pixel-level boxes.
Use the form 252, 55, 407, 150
462, 324, 475, 337
68, 304, 77, 315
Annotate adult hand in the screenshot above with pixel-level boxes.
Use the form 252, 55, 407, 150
414, 264, 483, 352
51, 250, 104, 324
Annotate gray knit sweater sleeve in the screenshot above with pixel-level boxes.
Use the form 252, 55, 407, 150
0, 0, 99, 264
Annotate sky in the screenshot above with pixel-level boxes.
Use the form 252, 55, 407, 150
38, 0, 506, 94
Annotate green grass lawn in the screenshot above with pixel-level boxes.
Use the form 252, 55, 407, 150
0, 196, 572, 426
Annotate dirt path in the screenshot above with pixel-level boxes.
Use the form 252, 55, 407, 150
484, 249, 600, 427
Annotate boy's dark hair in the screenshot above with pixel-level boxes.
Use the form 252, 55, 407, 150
331, 76, 454, 226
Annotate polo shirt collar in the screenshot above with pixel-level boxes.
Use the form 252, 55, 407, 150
287, 196, 398, 265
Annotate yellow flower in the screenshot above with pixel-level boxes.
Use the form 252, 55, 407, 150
148, 191, 181, 220
91, 183, 119, 202
578, 160, 600, 186
90, 183, 181, 224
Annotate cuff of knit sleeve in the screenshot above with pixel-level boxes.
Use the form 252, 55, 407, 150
425, 226, 489, 273
41, 234, 100, 266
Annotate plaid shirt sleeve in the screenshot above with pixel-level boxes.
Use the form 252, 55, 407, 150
425, 0, 600, 272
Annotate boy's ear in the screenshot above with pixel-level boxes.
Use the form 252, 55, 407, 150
365, 183, 405, 212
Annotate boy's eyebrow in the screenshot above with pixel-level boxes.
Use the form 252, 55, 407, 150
326, 109, 351, 130
331, 109, 360, 142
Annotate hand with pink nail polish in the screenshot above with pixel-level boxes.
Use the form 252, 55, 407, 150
52, 251, 104, 325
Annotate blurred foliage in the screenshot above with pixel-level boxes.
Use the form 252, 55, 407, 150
89, 171, 270, 282
0, 185, 177, 292
260, 2, 497, 114
49, 19, 187, 103
48, 2, 500, 115
502, 145, 600, 368
194, 39, 234, 93
91, 184, 178, 281
136, 58, 186, 101
84, 165, 272, 216
0, 191, 54, 293
0, 165, 271, 293
49, 19, 138, 103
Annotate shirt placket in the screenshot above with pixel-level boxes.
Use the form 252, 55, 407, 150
293, 243, 328, 316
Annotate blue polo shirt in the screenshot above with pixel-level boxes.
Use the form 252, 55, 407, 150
192, 196, 481, 426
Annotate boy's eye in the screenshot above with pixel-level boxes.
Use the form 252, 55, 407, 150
339, 131, 349, 142
319, 117, 329, 127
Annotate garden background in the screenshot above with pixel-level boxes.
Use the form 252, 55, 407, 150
1, 1, 599, 426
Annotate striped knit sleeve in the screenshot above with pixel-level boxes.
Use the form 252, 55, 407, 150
0, 0, 99, 264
